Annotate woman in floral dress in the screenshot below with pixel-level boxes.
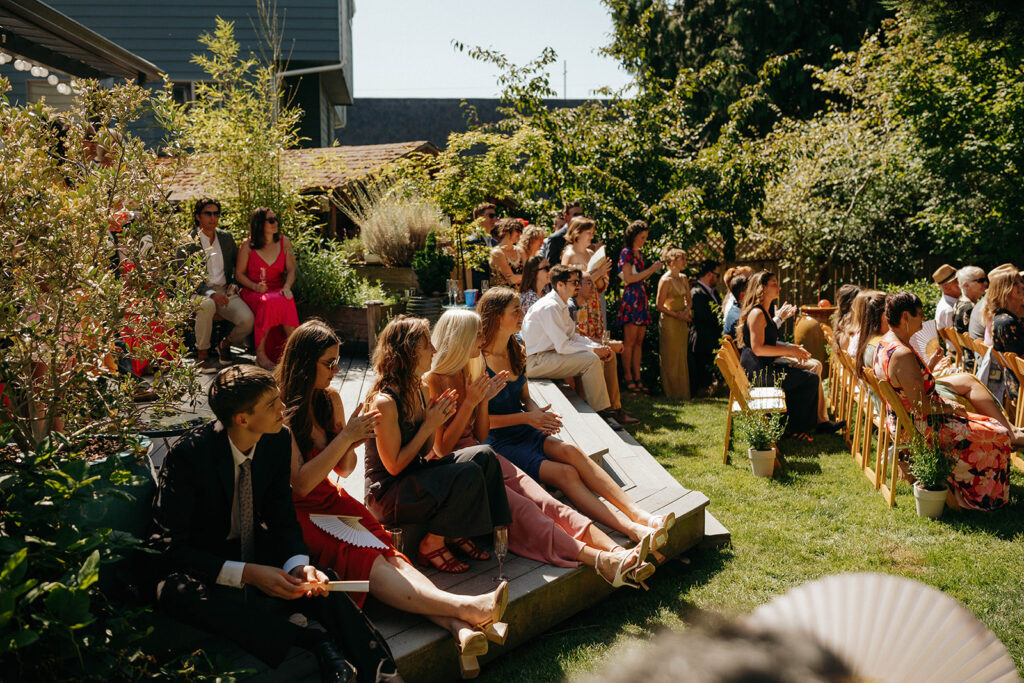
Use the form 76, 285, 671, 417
873, 291, 1011, 511
616, 220, 663, 392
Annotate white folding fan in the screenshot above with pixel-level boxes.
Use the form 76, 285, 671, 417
310, 514, 390, 551
746, 572, 1019, 683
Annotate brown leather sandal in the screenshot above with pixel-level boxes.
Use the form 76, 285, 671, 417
448, 537, 491, 561
418, 545, 469, 573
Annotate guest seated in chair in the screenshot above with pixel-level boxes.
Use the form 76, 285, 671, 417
363, 316, 513, 576
426, 309, 653, 588
478, 287, 674, 549
518, 255, 550, 314
148, 365, 401, 683
873, 292, 1013, 510
736, 272, 843, 440
237, 207, 300, 370
277, 321, 510, 679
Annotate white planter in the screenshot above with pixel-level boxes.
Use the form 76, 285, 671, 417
913, 484, 947, 519
748, 448, 776, 478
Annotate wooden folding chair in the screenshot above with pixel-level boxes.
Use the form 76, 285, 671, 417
715, 348, 787, 465
837, 349, 869, 465
996, 352, 1024, 473
937, 327, 964, 371
860, 368, 892, 492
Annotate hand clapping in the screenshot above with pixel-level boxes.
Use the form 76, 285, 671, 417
527, 403, 562, 435
337, 403, 380, 446
425, 388, 458, 429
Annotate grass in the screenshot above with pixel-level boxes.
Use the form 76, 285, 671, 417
479, 395, 1024, 682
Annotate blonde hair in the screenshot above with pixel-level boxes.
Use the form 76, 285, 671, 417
430, 309, 484, 379
518, 225, 546, 255
984, 265, 1021, 323
661, 247, 686, 264
565, 216, 595, 245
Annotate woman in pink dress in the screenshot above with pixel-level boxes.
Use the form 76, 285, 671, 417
425, 309, 654, 589
237, 207, 300, 369
277, 320, 511, 678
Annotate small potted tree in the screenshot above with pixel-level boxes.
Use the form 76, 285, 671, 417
735, 411, 785, 477
410, 230, 456, 324
909, 434, 952, 518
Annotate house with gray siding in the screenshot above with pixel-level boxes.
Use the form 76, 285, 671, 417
2, 0, 353, 147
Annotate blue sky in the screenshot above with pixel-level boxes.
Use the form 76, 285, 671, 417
351, 0, 632, 99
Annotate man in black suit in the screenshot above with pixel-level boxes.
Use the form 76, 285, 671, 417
149, 366, 401, 682
185, 198, 254, 371
689, 259, 722, 397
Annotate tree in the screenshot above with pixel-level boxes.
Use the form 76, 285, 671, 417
885, 0, 1024, 43
602, 0, 891, 135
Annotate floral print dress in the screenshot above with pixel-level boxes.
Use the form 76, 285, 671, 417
616, 248, 652, 326
873, 336, 1011, 511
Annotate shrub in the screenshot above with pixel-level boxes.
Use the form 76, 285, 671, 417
293, 241, 390, 308
909, 434, 952, 491
412, 231, 456, 296
337, 237, 364, 263
877, 278, 938, 321
339, 179, 450, 267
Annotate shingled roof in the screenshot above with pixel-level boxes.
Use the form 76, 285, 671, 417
163, 141, 439, 201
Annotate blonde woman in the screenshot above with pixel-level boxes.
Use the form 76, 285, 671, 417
489, 218, 525, 287
425, 310, 653, 588
656, 247, 693, 399
518, 225, 546, 260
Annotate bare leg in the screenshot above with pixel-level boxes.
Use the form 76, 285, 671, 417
940, 373, 1024, 445
631, 325, 646, 383
622, 323, 642, 383
368, 555, 498, 625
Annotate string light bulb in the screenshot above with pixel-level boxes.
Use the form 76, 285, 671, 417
14, 59, 29, 71
0, 52, 11, 65
47, 74, 59, 86
56, 83, 71, 96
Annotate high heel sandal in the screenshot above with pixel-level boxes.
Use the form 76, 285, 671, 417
474, 580, 509, 645
448, 537, 491, 561
595, 534, 650, 589
457, 628, 488, 679
646, 512, 676, 551
418, 545, 469, 573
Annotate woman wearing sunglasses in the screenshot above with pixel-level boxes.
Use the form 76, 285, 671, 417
519, 255, 550, 314
237, 207, 300, 369
277, 320, 511, 678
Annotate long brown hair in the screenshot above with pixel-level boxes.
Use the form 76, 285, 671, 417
368, 315, 431, 424
249, 206, 280, 250
520, 255, 547, 294
736, 271, 775, 348
478, 286, 526, 377
984, 265, 1021, 323
853, 290, 886, 369
275, 320, 338, 457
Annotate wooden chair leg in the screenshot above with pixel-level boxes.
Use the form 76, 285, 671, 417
723, 398, 733, 465
945, 487, 961, 511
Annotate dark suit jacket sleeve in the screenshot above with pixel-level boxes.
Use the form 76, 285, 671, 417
260, 431, 309, 566
218, 230, 240, 287
149, 437, 227, 584
691, 287, 718, 329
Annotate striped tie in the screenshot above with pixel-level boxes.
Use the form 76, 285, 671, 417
238, 459, 255, 562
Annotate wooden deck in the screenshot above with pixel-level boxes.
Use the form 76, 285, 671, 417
147, 355, 727, 682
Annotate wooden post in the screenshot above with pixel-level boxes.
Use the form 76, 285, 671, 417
366, 300, 383, 358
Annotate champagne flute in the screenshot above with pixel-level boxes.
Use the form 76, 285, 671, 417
601, 330, 611, 345
387, 526, 404, 555
493, 526, 510, 583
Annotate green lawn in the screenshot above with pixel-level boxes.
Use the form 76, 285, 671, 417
480, 396, 1024, 681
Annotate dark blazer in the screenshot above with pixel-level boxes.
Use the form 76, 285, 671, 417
690, 282, 722, 355
181, 228, 240, 295
149, 421, 307, 585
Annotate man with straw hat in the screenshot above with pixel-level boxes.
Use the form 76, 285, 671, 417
932, 263, 961, 331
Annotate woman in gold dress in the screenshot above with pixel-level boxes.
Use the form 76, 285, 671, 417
655, 248, 693, 399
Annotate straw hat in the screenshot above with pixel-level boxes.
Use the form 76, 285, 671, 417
932, 264, 957, 285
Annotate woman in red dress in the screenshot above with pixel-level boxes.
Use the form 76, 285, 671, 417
237, 207, 300, 369
277, 320, 509, 678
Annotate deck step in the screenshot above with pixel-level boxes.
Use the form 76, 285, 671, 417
700, 510, 731, 548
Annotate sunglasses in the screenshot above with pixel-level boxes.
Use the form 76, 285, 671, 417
321, 357, 340, 372
200, 210, 221, 217
974, 278, 988, 284
265, 217, 279, 224
538, 265, 551, 272
567, 279, 581, 286
484, 213, 496, 218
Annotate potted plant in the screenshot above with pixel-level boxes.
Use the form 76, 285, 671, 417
909, 434, 952, 518
735, 411, 785, 477
410, 230, 456, 324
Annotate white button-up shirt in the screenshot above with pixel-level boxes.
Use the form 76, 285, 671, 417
199, 230, 226, 290
935, 292, 958, 330
521, 290, 600, 356
215, 434, 308, 588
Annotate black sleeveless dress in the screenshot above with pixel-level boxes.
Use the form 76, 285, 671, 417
363, 388, 511, 537
740, 305, 819, 435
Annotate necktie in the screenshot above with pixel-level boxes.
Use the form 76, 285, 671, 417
238, 459, 255, 562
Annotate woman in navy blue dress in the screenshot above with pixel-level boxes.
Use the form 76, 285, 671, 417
477, 286, 675, 551
617, 220, 663, 392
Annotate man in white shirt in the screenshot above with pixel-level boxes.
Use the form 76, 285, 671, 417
149, 366, 400, 682
187, 199, 254, 371
932, 263, 961, 330
522, 265, 613, 414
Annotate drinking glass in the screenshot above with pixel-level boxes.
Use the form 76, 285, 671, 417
450, 280, 461, 306
493, 526, 510, 583
481, 279, 490, 293
387, 526, 404, 555
601, 330, 611, 345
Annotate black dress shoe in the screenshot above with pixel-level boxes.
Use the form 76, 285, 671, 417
314, 639, 355, 683
816, 419, 845, 434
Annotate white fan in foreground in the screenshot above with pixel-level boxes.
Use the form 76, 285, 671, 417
310, 514, 390, 551
746, 573, 1019, 683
